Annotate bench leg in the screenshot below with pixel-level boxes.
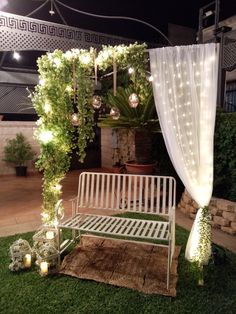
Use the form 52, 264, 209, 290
167, 239, 172, 290
57, 227, 61, 265
72, 229, 81, 242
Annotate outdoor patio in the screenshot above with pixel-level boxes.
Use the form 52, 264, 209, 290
0, 171, 236, 313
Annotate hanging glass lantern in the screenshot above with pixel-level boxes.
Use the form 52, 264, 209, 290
92, 95, 102, 109
110, 107, 120, 120
128, 93, 139, 108
71, 113, 80, 126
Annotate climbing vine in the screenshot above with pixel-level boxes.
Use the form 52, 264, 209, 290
31, 42, 149, 225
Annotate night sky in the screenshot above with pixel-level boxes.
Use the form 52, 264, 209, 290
1, 0, 236, 42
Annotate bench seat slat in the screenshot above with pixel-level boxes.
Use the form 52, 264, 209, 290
60, 214, 169, 241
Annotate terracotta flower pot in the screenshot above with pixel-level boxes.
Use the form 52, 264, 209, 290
125, 161, 156, 175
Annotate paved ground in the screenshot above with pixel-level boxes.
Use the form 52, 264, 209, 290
0, 169, 236, 253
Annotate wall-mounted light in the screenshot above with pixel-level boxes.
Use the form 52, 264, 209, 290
13, 51, 21, 61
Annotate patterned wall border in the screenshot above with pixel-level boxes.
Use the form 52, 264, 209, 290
0, 11, 133, 51
223, 29, 236, 71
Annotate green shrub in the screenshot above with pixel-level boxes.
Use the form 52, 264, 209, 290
214, 112, 236, 201
3, 133, 35, 167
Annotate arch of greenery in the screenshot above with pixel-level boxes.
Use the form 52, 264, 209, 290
31, 43, 151, 225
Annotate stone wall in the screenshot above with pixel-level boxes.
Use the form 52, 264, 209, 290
101, 128, 113, 169
0, 121, 40, 175
101, 128, 135, 170
178, 189, 236, 236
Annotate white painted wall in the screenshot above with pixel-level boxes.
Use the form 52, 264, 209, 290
0, 121, 40, 175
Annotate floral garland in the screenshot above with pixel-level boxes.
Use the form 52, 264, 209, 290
31, 43, 149, 225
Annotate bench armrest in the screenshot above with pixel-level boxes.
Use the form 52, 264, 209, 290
69, 197, 78, 217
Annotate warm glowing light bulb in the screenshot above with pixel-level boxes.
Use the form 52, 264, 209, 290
39, 130, 53, 144
54, 57, 61, 67
44, 102, 51, 113
80, 54, 91, 65
13, 51, 21, 60
65, 85, 72, 93
54, 184, 62, 191
36, 118, 43, 126
39, 78, 46, 86
65, 51, 73, 60
148, 75, 153, 82
128, 67, 134, 74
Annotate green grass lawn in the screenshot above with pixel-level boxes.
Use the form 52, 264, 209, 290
0, 213, 236, 314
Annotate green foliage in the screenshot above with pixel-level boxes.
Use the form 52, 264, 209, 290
98, 85, 159, 131
3, 133, 34, 166
1, 220, 236, 313
214, 112, 236, 201
194, 207, 212, 268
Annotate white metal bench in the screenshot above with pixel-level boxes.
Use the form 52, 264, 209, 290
58, 171, 176, 289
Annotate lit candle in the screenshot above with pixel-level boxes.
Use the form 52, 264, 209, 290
46, 231, 54, 240
24, 254, 31, 268
40, 261, 48, 276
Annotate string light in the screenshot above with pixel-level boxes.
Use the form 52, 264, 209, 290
39, 78, 46, 86
53, 57, 61, 67
44, 102, 51, 113
38, 130, 53, 144
79, 54, 91, 65
65, 85, 72, 93
128, 67, 134, 74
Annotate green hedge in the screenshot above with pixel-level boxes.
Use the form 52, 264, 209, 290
214, 112, 236, 201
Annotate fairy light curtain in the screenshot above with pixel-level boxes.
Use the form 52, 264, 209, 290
149, 43, 219, 263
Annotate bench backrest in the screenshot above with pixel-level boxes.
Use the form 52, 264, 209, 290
76, 172, 176, 216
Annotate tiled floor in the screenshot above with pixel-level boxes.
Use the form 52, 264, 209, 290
0, 169, 236, 253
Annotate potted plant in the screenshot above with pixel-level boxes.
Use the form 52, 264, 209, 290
98, 85, 160, 174
3, 133, 35, 176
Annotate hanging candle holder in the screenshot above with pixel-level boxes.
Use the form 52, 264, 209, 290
92, 95, 102, 109
110, 107, 120, 120
128, 93, 139, 108
71, 113, 80, 126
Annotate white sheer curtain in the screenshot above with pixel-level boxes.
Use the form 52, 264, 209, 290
149, 44, 219, 263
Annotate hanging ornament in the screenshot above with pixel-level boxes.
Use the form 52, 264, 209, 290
71, 113, 80, 126
110, 107, 120, 120
92, 95, 102, 109
128, 67, 134, 74
128, 93, 139, 108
